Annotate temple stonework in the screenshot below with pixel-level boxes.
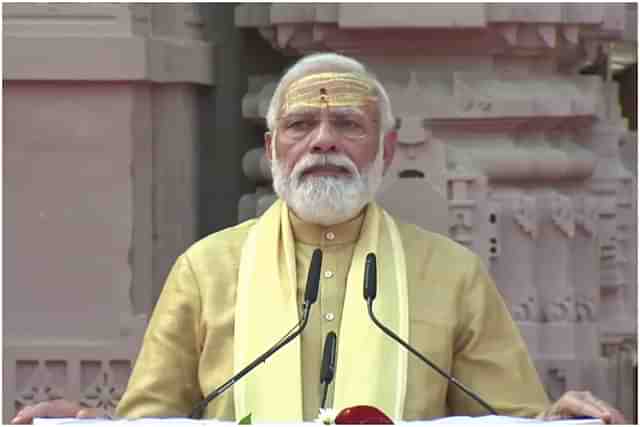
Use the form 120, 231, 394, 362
3, 3, 636, 422
237, 3, 637, 419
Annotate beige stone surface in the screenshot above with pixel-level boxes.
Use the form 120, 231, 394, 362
3, 3, 215, 422
4, 82, 137, 341
3, 3, 136, 35
2, 3, 214, 83
338, 4, 486, 28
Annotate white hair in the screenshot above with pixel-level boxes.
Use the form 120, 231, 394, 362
271, 149, 385, 226
266, 53, 395, 137
267, 53, 392, 225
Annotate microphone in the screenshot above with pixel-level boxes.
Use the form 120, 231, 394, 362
320, 331, 337, 409
190, 249, 323, 419
362, 253, 498, 415
304, 249, 322, 309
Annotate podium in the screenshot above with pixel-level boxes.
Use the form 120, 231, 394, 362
33, 416, 603, 425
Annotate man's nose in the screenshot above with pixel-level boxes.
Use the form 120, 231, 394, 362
309, 120, 339, 153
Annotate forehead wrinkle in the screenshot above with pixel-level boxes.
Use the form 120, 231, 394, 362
280, 106, 320, 118
281, 105, 370, 120
328, 106, 368, 117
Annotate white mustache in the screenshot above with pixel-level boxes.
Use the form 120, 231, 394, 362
290, 154, 359, 182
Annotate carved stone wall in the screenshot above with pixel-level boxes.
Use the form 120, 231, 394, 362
3, 4, 214, 422
4, 344, 139, 417
3, 3, 635, 423
236, 3, 637, 420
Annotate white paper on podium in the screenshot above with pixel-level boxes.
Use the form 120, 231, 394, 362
33, 418, 235, 426
411, 415, 603, 424
34, 416, 602, 425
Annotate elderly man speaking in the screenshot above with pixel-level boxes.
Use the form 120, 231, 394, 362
12, 53, 626, 424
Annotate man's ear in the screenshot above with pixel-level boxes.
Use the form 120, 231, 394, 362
382, 130, 397, 173
264, 131, 273, 161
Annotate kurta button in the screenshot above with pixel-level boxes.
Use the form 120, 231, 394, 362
324, 270, 334, 278
325, 313, 335, 321
326, 231, 336, 240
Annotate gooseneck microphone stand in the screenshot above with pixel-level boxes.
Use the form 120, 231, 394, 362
363, 252, 497, 416
190, 249, 323, 419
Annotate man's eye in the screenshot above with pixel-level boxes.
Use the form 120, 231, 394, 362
287, 120, 312, 130
334, 119, 362, 130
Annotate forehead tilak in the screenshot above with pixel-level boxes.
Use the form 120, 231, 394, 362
281, 72, 378, 114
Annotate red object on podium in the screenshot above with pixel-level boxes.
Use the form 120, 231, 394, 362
335, 405, 394, 424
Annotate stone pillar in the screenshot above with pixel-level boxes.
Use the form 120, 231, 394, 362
491, 190, 541, 357
586, 115, 633, 336
3, 4, 214, 421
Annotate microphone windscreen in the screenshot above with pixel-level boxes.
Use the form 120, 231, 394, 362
320, 331, 337, 383
364, 252, 377, 301
305, 249, 322, 304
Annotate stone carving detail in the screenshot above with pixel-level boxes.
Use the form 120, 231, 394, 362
11, 357, 133, 417
512, 297, 537, 322
543, 297, 573, 323
575, 297, 597, 323
15, 361, 66, 412
79, 360, 130, 411
487, 202, 500, 260
388, 72, 438, 119
236, 4, 626, 60
448, 175, 477, 246
598, 209, 618, 263
550, 193, 575, 238
513, 195, 538, 239
617, 177, 634, 209
450, 208, 473, 246
575, 195, 600, 236
397, 115, 426, 144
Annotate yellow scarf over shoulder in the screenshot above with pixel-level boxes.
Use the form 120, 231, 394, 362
234, 200, 408, 421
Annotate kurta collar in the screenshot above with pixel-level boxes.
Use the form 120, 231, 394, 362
288, 206, 366, 246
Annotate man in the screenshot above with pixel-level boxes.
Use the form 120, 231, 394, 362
12, 53, 626, 424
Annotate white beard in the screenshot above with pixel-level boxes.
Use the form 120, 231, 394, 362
272, 150, 384, 226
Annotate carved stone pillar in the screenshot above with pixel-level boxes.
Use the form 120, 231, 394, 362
572, 193, 602, 368
616, 174, 637, 321
378, 119, 450, 238
3, 4, 214, 421
586, 116, 634, 336
491, 190, 541, 356
536, 192, 578, 372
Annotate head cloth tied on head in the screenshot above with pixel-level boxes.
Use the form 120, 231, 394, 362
281, 72, 379, 115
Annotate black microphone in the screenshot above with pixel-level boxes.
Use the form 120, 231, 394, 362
320, 331, 337, 409
190, 249, 323, 419
304, 249, 322, 309
362, 253, 498, 415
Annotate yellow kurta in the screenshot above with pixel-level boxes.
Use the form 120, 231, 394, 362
115, 206, 549, 420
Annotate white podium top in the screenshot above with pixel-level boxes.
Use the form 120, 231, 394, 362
33, 416, 603, 425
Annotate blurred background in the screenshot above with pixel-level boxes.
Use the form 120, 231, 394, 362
3, 3, 637, 423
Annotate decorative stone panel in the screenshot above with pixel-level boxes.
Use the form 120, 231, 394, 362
235, 3, 625, 58
4, 343, 138, 422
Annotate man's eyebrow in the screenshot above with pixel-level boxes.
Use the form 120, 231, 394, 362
328, 106, 367, 116
280, 107, 318, 118
280, 106, 368, 120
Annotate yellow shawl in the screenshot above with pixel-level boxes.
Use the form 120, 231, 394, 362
234, 200, 408, 421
